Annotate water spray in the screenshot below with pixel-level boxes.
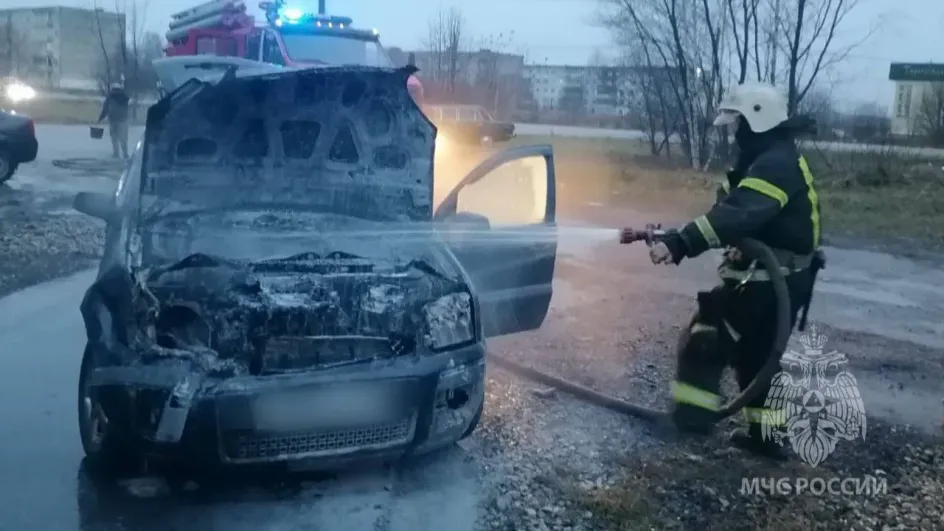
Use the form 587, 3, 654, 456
487, 224, 795, 427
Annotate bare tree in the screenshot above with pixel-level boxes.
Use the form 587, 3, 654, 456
92, 0, 124, 93
849, 102, 890, 142
0, 13, 28, 79
474, 32, 517, 118
93, 0, 160, 112
795, 86, 834, 137
597, 0, 868, 170
724, 0, 761, 83
775, 0, 873, 114
423, 6, 466, 93
599, 0, 728, 169
916, 83, 944, 148
618, 46, 677, 156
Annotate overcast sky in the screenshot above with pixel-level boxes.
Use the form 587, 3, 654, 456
8, 0, 944, 108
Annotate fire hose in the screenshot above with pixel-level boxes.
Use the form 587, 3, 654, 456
488, 224, 802, 426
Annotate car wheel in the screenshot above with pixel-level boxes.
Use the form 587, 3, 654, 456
0, 149, 16, 185
459, 400, 484, 440
78, 345, 143, 477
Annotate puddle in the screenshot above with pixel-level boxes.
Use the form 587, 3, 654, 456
817, 282, 920, 308
855, 371, 943, 435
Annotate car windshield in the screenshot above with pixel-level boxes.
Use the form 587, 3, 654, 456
279, 33, 392, 67
140, 209, 439, 266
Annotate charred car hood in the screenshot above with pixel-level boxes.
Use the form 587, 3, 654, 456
142, 65, 436, 221
82, 253, 472, 376
147, 256, 460, 341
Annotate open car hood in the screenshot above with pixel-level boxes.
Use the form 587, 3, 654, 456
151, 56, 288, 93
142, 65, 435, 221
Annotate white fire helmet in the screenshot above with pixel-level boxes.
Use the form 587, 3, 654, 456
712, 82, 788, 133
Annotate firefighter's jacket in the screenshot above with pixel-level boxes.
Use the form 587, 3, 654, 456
678, 136, 821, 275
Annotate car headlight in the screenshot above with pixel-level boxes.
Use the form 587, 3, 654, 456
424, 292, 474, 351
5, 82, 36, 103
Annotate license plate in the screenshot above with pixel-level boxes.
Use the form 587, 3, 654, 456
253, 383, 402, 431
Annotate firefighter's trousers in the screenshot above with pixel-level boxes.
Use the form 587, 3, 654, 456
671, 267, 813, 435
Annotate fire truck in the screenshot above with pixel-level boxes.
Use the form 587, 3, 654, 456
163, 0, 424, 101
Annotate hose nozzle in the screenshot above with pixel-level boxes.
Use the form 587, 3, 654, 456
619, 223, 667, 246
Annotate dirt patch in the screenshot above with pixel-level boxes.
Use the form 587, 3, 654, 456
0, 210, 103, 298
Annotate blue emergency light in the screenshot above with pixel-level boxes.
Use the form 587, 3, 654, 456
261, 1, 353, 27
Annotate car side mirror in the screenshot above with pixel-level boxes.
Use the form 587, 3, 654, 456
73, 191, 116, 221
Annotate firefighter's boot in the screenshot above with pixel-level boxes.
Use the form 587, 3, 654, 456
730, 421, 788, 461
670, 316, 726, 435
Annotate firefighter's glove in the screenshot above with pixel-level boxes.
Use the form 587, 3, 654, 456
650, 232, 687, 266
715, 186, 727, 204
723, 247, 744, 263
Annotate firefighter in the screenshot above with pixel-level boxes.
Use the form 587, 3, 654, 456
98, 82, 130, 159
649, 82, 821, 460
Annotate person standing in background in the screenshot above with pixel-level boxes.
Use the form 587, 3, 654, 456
98, 82, 130, 158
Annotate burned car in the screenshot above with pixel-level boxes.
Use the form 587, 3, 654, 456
72, 64, 558, 473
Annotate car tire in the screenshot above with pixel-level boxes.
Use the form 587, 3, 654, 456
77, 345, 143, 477
0, 148, 16, 185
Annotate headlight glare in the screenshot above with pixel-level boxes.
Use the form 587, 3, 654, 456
5, 82, 36, 102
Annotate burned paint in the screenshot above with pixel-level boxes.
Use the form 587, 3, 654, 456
142, 67, 436, 223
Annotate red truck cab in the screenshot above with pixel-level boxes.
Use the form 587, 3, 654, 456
164, 0, 424, 102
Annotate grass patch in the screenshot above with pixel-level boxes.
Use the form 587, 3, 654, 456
511, 134, 944, 247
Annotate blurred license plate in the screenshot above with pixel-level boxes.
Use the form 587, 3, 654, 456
253, 384, 400, 431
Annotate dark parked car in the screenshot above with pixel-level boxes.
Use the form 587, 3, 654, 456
0, 109, 38, 184
72, 64, 558, 474
424, 104, 516, 146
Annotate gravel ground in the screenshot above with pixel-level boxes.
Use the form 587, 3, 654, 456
1, 203, 942, 530
0, 211, 103, 298
482, 243, 944, 530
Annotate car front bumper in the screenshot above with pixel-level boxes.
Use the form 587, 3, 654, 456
87, 343, 486, 470
5, 133, 37, 164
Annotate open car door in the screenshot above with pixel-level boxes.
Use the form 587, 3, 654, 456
434, 144, 557, 338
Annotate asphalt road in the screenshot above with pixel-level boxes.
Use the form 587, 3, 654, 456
1, 124, 943, 530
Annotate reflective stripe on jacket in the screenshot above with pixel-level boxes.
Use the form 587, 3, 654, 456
679, 138, 822, 263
